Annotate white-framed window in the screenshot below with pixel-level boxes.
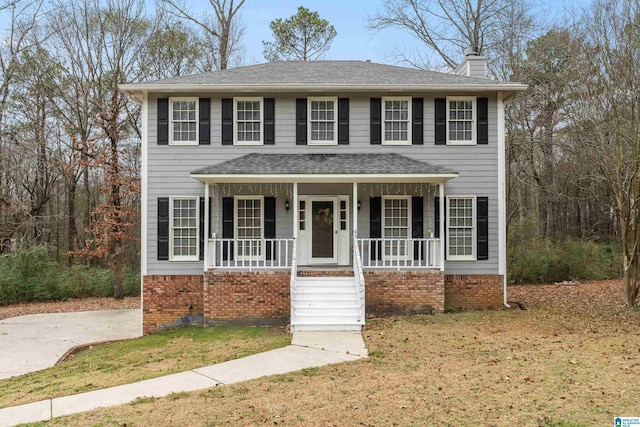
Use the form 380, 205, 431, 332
447, 96, 476, 145
308, 97, 337, 145
382, 196, 411, 259
234, 97, 263, 145
169, 97, 198, 145
170, 196, 199, 261
382, 97, 411, 145
235, 196, 264, 260
446, 196, 476, 260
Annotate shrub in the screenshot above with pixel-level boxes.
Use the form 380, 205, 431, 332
0, 246, 140, 305
508, 238, 620, 284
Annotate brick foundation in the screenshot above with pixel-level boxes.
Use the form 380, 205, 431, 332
364, 270, 445, 315
143, 275, 204, 334
204, 270, 290, 326
141, 270, 504, 333
444, 274, 503, 311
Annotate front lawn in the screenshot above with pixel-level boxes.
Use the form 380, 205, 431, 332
32, 280, 640, 426
0, 325, 289, 408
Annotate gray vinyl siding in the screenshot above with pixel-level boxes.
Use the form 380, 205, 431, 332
146, 92, 500, 275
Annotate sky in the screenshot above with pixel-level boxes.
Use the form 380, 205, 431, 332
237, 0, 582, 66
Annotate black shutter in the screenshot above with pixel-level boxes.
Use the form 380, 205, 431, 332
338, 98, 349, 145
222, 197, 234, 260
370, 197, 382, 261
412, 196, 424, 260
157, 98, 169, 145
296, 98, 307, 145
199, 197, 205, 260
264, 197, 276, 260
435, 98, 446, 145
434, 196, 440, 238
477, 97, 488, 145
477, 197, 489, 260
199, 98, 211, 145
222, 99, 233, 145
264, 98, 275, 145
370, 98, 381, 145
157, 197, 169, 260
412, 98, 424, 145
208, 197, 212, 238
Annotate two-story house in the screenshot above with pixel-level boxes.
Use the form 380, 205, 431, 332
120, 51, 526, 334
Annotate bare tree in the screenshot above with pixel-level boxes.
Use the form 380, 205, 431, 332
367, 0, 522, 72
161, 0, 246, 70
568, 0, 640, 305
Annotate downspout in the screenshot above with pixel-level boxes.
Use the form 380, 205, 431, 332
498, 91, 510, 308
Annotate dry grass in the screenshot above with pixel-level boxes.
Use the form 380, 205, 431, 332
0, 326, 289, 408
26, 280, 640, 426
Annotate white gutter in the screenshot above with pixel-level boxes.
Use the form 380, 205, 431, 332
120, 83, 529, 94
189, 173, 459, 184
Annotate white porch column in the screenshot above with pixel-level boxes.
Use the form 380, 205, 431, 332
439, 182, 445, 272
352, 182, 358, 238
292, 182, 298, 239
203, 183, 209, 272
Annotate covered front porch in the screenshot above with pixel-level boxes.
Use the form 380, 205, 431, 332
191, 153, 457, 331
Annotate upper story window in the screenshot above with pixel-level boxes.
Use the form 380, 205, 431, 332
446, 196, 476, 261
447, 96, 476, 145
234, 97, 263, 145
382, 97, 411, 145
170, 98, 198, 145
308, 97, 336, 145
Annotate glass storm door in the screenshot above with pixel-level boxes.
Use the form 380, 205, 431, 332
310, 198, 337, 263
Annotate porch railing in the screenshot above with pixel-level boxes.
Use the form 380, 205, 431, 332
352, 232, 366, 324
207, 238, 295, 270
356, 238, 441, 269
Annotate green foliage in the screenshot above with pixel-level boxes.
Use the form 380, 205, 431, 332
509, 238, 620, 284
262, 6, 337, 61
0, 246, 139, 305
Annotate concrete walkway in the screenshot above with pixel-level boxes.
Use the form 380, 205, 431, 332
0, 331, 367, 427
0, 310, 141, 380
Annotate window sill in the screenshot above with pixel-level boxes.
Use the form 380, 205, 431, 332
308, 141, 338, 146
446, 141, 477, 146
382, 141, 411, 146
446, 256, 476, 262
169, 257, 200, 262
234, 141, 264, 146
169, 141, 199, 146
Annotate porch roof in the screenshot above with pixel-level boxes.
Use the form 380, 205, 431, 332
190, 153, 458, 183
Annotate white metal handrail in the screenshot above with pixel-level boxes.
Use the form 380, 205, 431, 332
289, 238, 298, 325
353, 232, 366, 324
356, 238, 441, 269
207, 238, 295, 270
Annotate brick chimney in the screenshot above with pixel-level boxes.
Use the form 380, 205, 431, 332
455, 46, 487, 79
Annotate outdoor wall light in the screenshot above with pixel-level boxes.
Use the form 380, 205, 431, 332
285, 200, 290, 212
357, 200, 361, 210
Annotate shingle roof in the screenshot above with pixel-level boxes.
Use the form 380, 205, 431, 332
191, 153, 456, 176
121, 60, 525, 90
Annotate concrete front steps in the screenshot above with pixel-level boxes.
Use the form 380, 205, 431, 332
291, 277, 363, 332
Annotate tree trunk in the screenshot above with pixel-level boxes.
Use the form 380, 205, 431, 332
113, 251, 124, 299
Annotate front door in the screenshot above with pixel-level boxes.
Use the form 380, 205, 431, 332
310, 197, 338, 264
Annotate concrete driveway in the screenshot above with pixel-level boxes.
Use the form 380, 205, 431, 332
0, 309, 141, 379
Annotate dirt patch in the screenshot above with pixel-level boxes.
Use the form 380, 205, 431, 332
0, 297, 140, 320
